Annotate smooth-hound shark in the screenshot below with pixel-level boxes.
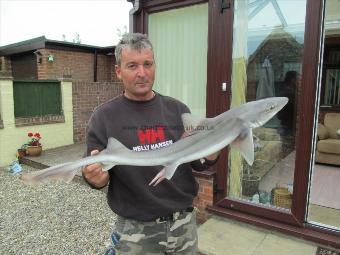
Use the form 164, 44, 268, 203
21, 97, 288, 186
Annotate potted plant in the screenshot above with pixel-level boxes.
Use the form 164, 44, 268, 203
17, 145, 27, 158
24, 132, 43, 156
241, 160, 260, 197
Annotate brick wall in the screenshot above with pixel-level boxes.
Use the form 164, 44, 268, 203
193, 174, 214, 223
72, 81, 124, 143
97, 54, 115, 82
11, 53, 37, 79
37, 49, 117, 82
0, 56, 13, 77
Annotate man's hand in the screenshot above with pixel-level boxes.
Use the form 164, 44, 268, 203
82, 150, 109, 188
204, 151, 220, 161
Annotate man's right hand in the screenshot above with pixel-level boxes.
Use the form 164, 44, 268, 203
82, 150, 109, 188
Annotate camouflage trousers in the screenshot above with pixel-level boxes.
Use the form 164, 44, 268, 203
104, 208, 198, 255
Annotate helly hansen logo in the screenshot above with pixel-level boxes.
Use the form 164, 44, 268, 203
138, 126, 165, 145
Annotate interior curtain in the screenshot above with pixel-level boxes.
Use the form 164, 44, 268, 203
148, 4, 208, 117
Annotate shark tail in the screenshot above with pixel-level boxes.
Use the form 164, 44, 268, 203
21, 162, 79, 185
21, 137, 127, 185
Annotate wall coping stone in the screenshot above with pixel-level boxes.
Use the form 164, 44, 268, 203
0, 75, 13, 80
59, 77, 73, 82
15, 114, 65, 127
193, 168, 216, 179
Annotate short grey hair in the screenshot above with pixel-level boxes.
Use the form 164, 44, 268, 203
115, 33, 153, 66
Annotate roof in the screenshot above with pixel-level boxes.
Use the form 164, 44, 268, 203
0, 36, 115, 56
248, 27, 303, 64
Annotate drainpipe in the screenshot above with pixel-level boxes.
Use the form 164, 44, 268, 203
94, 49, 97, 82
129, 0, 141, 33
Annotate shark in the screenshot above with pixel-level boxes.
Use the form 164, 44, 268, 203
21, 97, 288, 186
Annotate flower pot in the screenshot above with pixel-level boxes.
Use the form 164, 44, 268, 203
242, 174, 260, 197
17, 149, 27, 158
26, 145, 42, 156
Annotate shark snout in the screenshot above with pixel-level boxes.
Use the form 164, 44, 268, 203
276, 97, 289, 110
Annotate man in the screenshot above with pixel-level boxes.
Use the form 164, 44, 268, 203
82, 33, 219, 254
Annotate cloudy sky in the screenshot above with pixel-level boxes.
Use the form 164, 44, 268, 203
0, 0, 132, 47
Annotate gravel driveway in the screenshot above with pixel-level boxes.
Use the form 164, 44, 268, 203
0, 165, 116, 254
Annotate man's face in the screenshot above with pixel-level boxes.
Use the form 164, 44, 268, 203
115, 47, 155, 101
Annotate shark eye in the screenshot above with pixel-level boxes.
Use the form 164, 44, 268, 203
266, 103, 276, 113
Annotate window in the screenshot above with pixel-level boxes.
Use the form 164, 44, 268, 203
322, 48, 340, 107
13, 80, 62, 118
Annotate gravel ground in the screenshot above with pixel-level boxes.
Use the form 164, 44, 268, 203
0, 165, 116, 255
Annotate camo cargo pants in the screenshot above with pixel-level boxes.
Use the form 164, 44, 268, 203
104, 208, 198, 255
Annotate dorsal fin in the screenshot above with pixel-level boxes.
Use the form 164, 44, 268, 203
106, 137, 129, 153
99, 137, 129, 171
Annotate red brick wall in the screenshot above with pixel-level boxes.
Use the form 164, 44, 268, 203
37, 49, 116, 82
10, 53, 37, 79
97, 55, 115, 82
0, 56, 13, 77
72, 81, 124, 143
193, 175, 214, 223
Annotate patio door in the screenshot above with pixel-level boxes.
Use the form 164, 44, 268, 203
215, 0, 319, 226
227, 0, 306, 208
307, 0, 340, 231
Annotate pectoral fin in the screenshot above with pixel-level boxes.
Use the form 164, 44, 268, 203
230, 128, 254, 165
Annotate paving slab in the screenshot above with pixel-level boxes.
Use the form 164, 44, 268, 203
198, 215, 318, 255
253, 233, 317, 255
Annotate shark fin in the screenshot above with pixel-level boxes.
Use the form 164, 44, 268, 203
230, 128, 255, 165
105, 137, 129, 153
97, 137, 128, 171
149, 163, 179, 186
181, 113, 209, 135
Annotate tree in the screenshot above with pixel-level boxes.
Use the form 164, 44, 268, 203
72, 33, 81, 44
61, 33, 81, 44
116, 25, 128, 38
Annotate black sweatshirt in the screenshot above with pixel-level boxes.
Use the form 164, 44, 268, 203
86, 92, 215, 221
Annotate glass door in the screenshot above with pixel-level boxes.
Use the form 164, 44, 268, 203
307, 0, 340, 230
225, 0, 307, 211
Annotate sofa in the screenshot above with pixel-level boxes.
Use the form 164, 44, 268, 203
316, 113, 340, 166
